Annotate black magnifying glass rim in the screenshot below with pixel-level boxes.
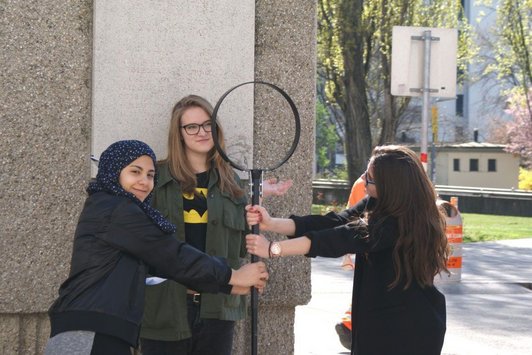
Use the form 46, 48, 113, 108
211, 81, 301, 172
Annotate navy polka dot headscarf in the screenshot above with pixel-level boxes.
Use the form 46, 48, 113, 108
87, 140, 176, 233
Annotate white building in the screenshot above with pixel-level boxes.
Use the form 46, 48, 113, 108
432, 142, 520, 188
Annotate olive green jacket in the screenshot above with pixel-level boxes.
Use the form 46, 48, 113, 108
140, 163, 248, 341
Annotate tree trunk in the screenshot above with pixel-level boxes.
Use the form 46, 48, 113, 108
343, 71, 372, 184
379, 69, 397, 145
338, 0, 372, 184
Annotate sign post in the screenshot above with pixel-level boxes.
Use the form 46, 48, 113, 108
391, 26, 457, 177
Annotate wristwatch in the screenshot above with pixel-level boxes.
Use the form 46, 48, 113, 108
270, 242, 282, 258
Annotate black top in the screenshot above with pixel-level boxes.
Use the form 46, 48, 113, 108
290, 197, 446, 355
48, 192, 232, 346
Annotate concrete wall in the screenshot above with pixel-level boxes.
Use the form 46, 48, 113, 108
1, 1, 93, 353
91, 0, 255, 169
245, 1, 316, 353
0, 1, 315, 354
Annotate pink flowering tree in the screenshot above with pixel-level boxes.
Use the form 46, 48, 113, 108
504, 89, 532, 168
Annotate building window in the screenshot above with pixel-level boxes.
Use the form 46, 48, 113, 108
470, 159, 479, 171
488, 159, 496, 172
456, 94, 464, 117
453, 158, 460, 171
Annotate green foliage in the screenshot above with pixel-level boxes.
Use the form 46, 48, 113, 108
315, 164, 349, 180
317, 0, 476, 182
318, 0, 475, 102
333, 165, 348, 180
316, 100, 340, 174
519, 167, 532, 190
311, 203, 345, 214
477, 0, 531, 98
462, 213, 532, 243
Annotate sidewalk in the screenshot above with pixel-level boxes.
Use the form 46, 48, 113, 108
294, 238, 532, 355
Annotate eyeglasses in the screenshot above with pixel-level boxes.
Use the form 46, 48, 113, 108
363, 171, 375, 186
181, 121, 213, 135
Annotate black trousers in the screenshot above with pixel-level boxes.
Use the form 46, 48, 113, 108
141, 296, 235, 355
90, 332, 131, 355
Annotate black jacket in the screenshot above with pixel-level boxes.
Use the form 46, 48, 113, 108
48, 192, 232, 347
291, 198, 446, 355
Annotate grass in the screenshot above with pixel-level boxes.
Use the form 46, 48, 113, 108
461, 213, 532, 243
311, 205, 532, 243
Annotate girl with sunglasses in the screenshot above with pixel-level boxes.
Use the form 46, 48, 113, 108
246, 145, 449, 355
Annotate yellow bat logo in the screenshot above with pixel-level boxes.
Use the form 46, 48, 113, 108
183, 188, 208, 223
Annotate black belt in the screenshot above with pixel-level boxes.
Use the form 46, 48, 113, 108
187, 293, 201, 304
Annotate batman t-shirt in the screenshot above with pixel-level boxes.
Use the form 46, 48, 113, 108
183, 171, 209, 252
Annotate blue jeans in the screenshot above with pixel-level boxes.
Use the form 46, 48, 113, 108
45, 331, 130, 355
141, 296, 235, 355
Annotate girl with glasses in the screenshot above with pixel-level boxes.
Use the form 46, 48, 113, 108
140, 95, 291, 355
245, 145, 450, 355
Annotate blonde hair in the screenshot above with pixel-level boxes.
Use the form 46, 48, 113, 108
161, 95, 244, 198
369, 145, 449, 289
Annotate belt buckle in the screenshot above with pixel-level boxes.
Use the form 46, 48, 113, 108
192, 293, 201, 304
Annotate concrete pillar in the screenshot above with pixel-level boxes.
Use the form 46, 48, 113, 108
1, 1, 93, 353
0, 1, 315, 353
243, 1, 316, 354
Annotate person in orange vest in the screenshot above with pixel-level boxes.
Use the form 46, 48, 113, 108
347, 177, 366, 209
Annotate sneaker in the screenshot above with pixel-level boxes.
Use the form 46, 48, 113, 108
335, 322, 352, 350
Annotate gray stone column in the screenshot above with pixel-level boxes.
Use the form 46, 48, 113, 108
0, 1, 315, 354
0, 1, 92, 354
232, 1, 317, 355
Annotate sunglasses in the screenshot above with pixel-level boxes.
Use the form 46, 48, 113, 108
363, 171, 375, 186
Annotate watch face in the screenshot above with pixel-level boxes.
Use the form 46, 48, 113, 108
271, 242, 281, 256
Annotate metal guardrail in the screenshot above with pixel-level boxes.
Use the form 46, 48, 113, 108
312, 180, 532, 217
434, 185, 532, 200
313, 179, 532, 198
313, 179, 351, 188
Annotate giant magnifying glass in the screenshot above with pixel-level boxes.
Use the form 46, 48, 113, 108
211, 81, 300, 355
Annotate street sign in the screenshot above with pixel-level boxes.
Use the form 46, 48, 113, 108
391, 26, 457, 98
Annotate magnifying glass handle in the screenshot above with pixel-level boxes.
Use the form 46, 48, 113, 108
249, 169, 262, 355
250, 169, 262, 237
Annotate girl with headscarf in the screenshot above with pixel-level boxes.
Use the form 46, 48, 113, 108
245, 145, 449, 355
45, 140, 268, 355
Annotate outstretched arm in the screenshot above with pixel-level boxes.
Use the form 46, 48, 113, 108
246, 204, 296, 236
246, 233, 311, 258
105, 199, 269, 293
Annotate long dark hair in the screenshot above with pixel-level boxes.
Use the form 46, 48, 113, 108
369, 145, 449, 289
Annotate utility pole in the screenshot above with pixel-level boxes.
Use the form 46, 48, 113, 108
431, 105, 438, 183
411, 30, 439, 172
